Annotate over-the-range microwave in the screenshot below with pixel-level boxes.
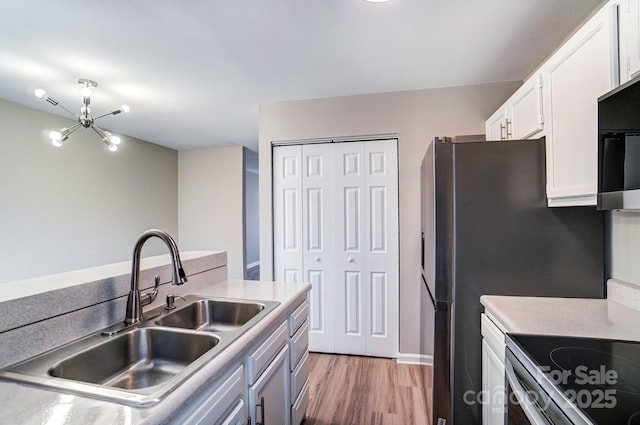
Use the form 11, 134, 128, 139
598, 75, 640, 210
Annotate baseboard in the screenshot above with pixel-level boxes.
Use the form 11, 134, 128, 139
396, 353, 433, 366
246, 261, 260, 270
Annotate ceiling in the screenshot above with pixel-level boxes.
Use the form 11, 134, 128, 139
0, 0, 604, 151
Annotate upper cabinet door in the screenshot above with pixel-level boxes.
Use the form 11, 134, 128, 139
509, 75, 544, 140
485, 107, 508, 141
620, 0, 640, 83
543, 1, 619, 207
485, 75, 544, 142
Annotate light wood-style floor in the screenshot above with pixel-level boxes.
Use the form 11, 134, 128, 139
303, 353, 432, 425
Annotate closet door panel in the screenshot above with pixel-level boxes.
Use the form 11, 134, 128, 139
364, 140, 399, 358
333, 142, 368, 355
273, 146, 303, 283
302, 144, 335, 352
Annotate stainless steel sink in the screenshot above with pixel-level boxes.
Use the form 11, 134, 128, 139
0, 295, 280, 405
49, 328, 219, 390
156, 299, 267, 332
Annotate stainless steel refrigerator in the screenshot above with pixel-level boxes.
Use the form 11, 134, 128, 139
421, 137, 605, 425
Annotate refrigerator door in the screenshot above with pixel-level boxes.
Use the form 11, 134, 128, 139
429, 137, 604, 425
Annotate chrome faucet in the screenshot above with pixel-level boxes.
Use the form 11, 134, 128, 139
124, 229, 188, 325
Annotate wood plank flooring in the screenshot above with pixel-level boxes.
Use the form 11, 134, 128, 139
303, 353, 432, 425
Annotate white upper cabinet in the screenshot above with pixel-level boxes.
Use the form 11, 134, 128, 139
509, 75, 545, 140
620, 0, 640, 83
485, 74, 544, 141
485, 106, 509, 141
543, 1, 619, 206
486, 1, 620, 206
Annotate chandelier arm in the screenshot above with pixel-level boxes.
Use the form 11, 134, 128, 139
92, 110, 118, 121
54, 102, 80, 119
66, 122, 83, 135
91, 125, 107, 139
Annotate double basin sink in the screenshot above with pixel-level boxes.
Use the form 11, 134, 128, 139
0, 296, 279, 405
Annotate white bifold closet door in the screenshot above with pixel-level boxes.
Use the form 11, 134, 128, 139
273, 139, 398, 358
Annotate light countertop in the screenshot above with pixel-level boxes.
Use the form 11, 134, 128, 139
481, 295, 640, 342
0, 279, 311, 425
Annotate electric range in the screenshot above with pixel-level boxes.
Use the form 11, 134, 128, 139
506, 334, 640, 424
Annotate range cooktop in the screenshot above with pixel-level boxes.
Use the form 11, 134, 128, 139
508, 334, 640, 425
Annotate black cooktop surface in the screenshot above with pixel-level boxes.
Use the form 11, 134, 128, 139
509, 334, 640, 425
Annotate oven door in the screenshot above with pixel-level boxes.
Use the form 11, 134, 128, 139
505, 349, 573, 425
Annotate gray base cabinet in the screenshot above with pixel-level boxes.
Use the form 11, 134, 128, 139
181, 365, 248, 425
248, 345, 290, 425
180, 298, 310, 425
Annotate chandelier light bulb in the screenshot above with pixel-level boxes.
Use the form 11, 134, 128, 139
121, 105, 130, 113
108, 144, 118, 152
51, 139, 64, 147
34, 89, 47, 98
110, 135, 121, 145
80, 87, 92, 98
49, 130, 62, 141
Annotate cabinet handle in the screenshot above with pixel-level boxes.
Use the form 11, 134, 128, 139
314, 256, 320, 262
256, 396, 265, 425
499, 122, 506, 140
347, 257, 354, 263
506, 119, 513, 139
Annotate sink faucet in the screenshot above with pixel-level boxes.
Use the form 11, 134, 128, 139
124, 229, 188, 325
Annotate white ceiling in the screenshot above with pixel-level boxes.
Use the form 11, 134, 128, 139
0, 0, 604, 151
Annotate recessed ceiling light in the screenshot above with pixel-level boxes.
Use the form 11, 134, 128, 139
364, 0, 392, 3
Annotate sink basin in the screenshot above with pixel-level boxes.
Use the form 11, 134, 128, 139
156, 299, 266, 332
0, 295, 279, 405
49, 328, 219, 390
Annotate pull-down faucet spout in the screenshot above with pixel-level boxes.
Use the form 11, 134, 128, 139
124, 229, 187, 326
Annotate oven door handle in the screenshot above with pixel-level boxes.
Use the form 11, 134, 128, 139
505, 359, 551, 425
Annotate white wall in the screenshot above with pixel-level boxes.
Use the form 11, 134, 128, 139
609, 211, 640, 285
258, 81, 522, 356
178, 146, 246, 279
0, 98, 178, 284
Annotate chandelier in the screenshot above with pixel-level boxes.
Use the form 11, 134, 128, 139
34, 78, 130, 152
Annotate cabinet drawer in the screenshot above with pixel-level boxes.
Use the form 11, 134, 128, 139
181, 365, 245, 425
291, 378, 309, 425
481, 313, 505, 355
290, 351, 310, 401
289, 299, 309, 336
248, 320, 288, 384
289, 321, 309, 370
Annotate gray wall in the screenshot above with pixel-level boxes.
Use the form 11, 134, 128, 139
258, 81, 522, 357
0, 98, 178, 283
178, 145, 246, 279
245, 169, 260, 268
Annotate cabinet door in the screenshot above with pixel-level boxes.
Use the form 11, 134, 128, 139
621, 0, 640, 82
273, 146, 304, 283
485, 107, 508, 141
482, 339, 506, 425
543, 2, 619, 206
220, 400, 247, 425
509, 75, 544, 140
249, 346, 290, 425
